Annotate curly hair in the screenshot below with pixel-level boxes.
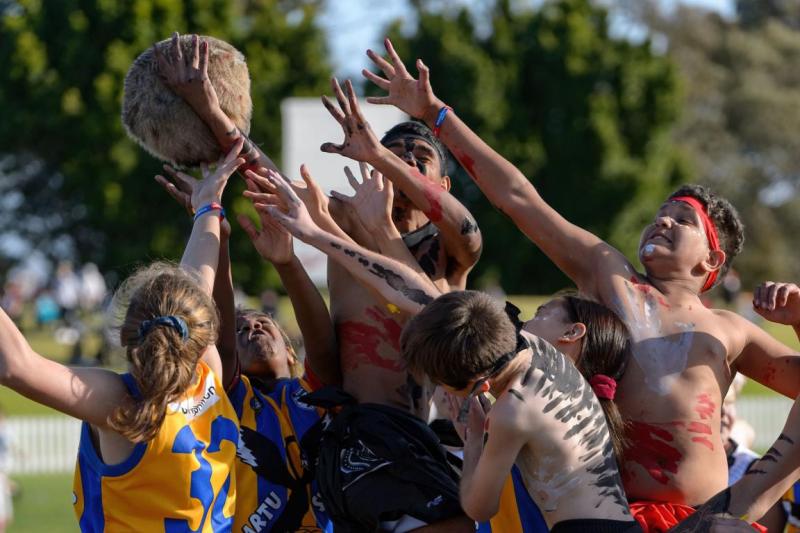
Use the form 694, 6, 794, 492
668, 184, 745, 286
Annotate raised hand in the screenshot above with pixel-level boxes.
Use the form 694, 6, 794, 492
252, 169, 319, 242
155, 164, 194, 216
195, 137, 245, 208
320, 78, 384, 163
330, 163, 393, 232
156, 164, 232, 238
154, 32, 220, 115
753, 281, 800, 326
237, 211, 294, 266
363, 38, 443, 123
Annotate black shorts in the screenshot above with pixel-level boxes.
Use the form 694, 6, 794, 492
312, 400, 464, 532
550, 519, 643, 533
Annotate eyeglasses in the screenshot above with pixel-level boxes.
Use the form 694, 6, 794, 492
456, 304, 529, 424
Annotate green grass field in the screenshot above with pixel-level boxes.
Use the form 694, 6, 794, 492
8, 474, 76, 533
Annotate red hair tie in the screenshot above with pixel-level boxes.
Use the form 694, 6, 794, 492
590, 374, 617, 400
671, 195, 721, 293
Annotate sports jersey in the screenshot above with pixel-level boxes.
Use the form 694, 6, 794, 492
478, 466, 549, 533
783, 482, 800, 533
228, 375, 331, 533
73, 360, 239, 532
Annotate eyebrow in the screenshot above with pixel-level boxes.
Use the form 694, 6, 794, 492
385, 140, 437, 158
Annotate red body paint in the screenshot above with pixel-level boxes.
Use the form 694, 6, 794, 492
451, 147, 477, 179
629, 276, 671, 309
339, 305, 403, 372
695, 394, 715, 420
410, 168, 443, 223
686, 421, 711, 435
626, 421, 683, 485
764, 363, 777, 386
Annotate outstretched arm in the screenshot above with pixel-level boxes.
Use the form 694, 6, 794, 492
176, 139, 244, 378
320, 77, 481, 287
156, 165, 238, 388
0, 307, 127, 428
736, 282, 800, 399
154, 33, 279, 175
253, 169, 440, 315
364, 39, 632, 296
237, 206, 340, 386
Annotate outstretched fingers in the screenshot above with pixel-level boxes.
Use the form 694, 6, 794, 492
171, 31, 183, 65
365, 95, 392, 106
162, 164, 194, 193
220, 137, 246, 170
384, 38, 408, 75
265, 169, 301, 206
344, 79, 366, 123
366, 48, 395, 79
362, 68, 390, 91
321, 95, 345, 125
344, 166, 361, 191
331, 77, 352, 118
191, 35, 199, 69
417, 58, 430, 89
199, 39, 209, 78
299, 164, 320, 192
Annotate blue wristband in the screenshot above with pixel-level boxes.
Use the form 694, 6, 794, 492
433, 105, 452, 137
193, 202, 225, 222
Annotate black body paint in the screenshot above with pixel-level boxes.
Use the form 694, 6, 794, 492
328, 242, 434, 306
460, 218, 479, 235
521, 336, 628, 513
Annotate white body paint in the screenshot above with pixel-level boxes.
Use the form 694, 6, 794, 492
614, 284, 695, 395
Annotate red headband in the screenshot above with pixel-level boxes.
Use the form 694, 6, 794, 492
671, 196, 721, 292
590, 374, 617, 400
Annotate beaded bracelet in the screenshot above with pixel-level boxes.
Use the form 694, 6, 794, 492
433, 105, 452, 137
193, 202, 225, 222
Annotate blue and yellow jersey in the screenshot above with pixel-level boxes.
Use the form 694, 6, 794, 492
783, 482, 800, 533
73, 360, 239, 532
228, 375, 332, 533
478, 466, 549, 533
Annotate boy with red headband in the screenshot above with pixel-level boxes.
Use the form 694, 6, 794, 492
362, 39, 800, 531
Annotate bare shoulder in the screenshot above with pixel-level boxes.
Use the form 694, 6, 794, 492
491, 392, 532, 436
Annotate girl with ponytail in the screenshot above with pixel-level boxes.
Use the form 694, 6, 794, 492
0, 139, 245, 532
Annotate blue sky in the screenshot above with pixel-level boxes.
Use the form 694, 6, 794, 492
319, 0, 734, 79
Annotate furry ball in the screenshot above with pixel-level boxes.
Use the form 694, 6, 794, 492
122, 35, 252, 167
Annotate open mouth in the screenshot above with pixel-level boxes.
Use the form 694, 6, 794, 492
648, 233, 672, 245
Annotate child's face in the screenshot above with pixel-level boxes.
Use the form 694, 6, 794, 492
638, 200, 713, 277
523, 298, 580, 362
384, 137, 448, 226
235, 313, 292, 379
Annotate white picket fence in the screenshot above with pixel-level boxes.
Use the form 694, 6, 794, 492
7, 416, 81, 475
2, 396, 796, 475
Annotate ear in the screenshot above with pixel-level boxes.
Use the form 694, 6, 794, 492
439, 175, 451, 191
559, 322, 587, 344
703, 248, 726, 274
478, 380, 491, 393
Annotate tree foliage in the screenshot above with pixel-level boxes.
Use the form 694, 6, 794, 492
0, 0, 330, 291
626, 0, 800, 288
375, 0, 685, 293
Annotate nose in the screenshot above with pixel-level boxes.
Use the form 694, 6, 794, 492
400, 151, 416, 165
655, 215, 673, 228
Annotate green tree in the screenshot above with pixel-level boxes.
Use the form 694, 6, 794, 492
375, 0, 684, 293
0, 0, 330, 292
623, 0, 800, 288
